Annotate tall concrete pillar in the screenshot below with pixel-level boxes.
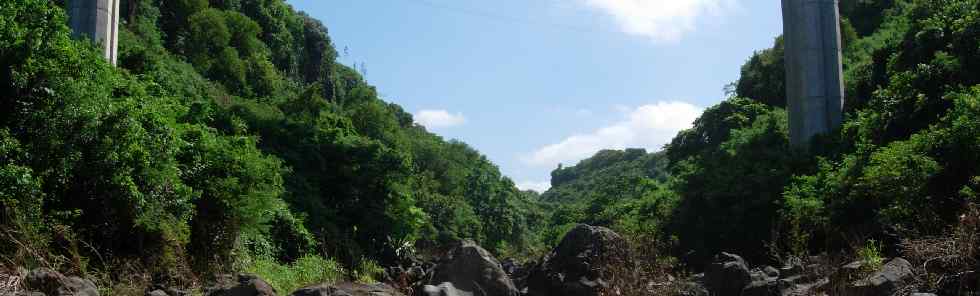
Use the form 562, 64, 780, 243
68, 0, 120, 65
781, 0, 844, 147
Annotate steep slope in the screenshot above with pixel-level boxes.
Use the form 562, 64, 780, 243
0, 0, 547, 285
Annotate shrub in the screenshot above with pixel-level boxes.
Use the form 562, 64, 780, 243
178, 125, 286, 271
0, 130, 45, 268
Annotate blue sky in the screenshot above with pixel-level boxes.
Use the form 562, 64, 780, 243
285, 0, 783, 192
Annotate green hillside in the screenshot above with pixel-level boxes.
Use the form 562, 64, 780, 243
539, 0, 980, 267
1, 0, 547, 285
2, 0, 979, 294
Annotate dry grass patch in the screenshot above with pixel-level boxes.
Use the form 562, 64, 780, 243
903, 203, 979, 293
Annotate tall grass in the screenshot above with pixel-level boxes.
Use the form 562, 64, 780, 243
353, 259, 384, 284
240, 255, 345, 294
857, 239, 884, 273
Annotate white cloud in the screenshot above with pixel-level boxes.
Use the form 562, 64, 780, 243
517, 181, 552, 193
523, 101, 702, 167
414, 109, 467, 129
580, 0, 734, 42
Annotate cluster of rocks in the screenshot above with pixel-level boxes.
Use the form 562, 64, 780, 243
4, 224, 630, 296
3, 268, 99, 296
203, 274, 406, 296
695, 252, 834, 296
413, 224, 636, 296
15, 224, 975, 296
692, 252, 950, 296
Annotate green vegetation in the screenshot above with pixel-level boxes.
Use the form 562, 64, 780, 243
858, 240, 884, 272
540, 149, 674, 245
0, 0, 546, 288
239, 255, 344, 294
2, 0, 980, 291
352, 259, 384, 284
540, 0, 980, 267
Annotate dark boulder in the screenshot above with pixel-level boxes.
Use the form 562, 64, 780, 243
291, 282, 404, 296
24, 268, 99, 296
704, 253, 752, 296
206, 274, 276, 296
525, 224, 637, 296
843, 258, 913, 296
428, 240, 517, 296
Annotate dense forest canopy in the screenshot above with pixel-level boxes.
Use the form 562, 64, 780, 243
2, 0, 980, 292
1, 0, 548, 282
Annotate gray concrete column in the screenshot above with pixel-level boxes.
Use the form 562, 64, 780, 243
781, 0, 845, 147
68, 0, 119, 65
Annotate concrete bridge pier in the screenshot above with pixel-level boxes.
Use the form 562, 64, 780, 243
68, 0, 120, 65
781, 0, 845, 147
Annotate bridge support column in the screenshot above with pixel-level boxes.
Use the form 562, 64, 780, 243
781, 0, 844, 147
68, 0, 119, 65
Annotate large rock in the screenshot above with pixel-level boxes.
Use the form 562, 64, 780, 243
428, 240, 517, 296
23, 268, 99, 296
291, 282, 404, 296
525, 224, 637, 296
843, 258, 913, 296
206, 274, 276, 296
704, 253, 752, 296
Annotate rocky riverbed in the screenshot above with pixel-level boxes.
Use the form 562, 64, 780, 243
3, 224, 978, 296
